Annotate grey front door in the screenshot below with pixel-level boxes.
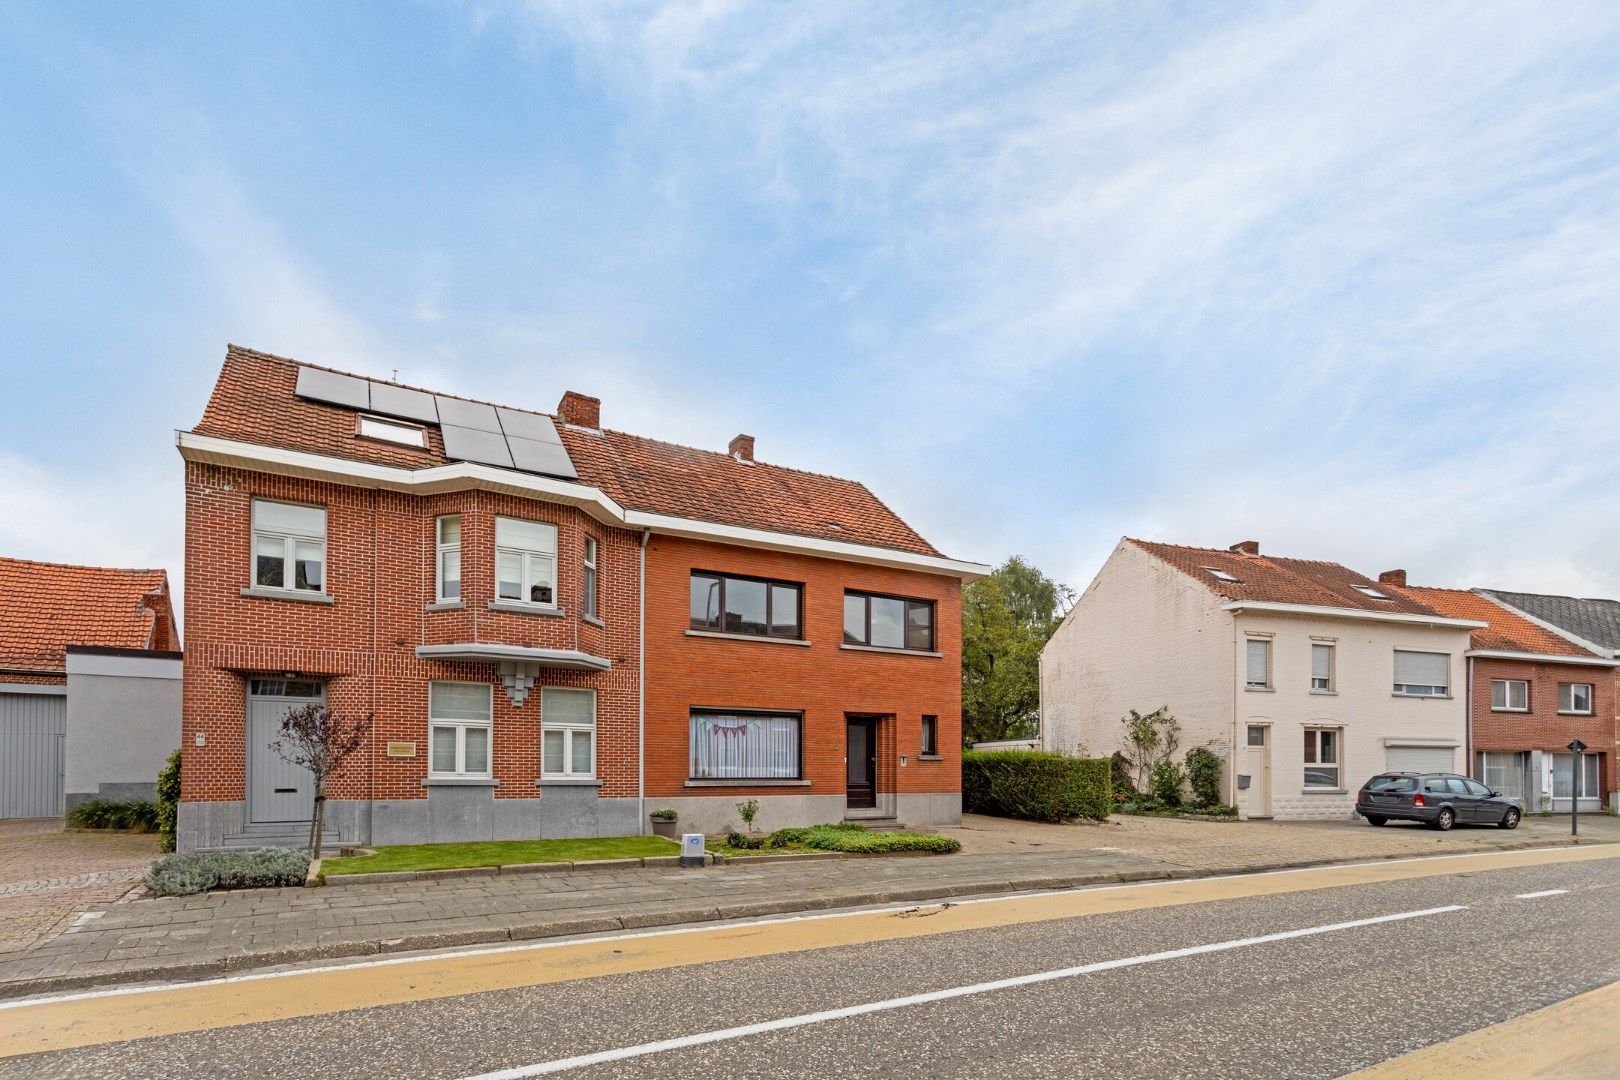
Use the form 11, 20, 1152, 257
248, 683, 323, 823
0, 692, 66, 818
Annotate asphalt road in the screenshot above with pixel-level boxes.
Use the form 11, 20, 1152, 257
5, 849, 1617, 1079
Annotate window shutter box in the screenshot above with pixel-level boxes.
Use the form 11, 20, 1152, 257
1394, 650, 1447, 687
1311, 644, 1331, 681
1246, 640, 1269, 684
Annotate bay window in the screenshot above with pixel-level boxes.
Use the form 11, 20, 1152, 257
495, 517, 557, 606
428, 681, 491, 779
541, 688, 595, 778
583, 537, 598, 620
252, 499, 326, 593
689, 711, 802, 780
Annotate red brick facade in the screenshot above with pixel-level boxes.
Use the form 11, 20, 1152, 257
1470, 655, 1613, 798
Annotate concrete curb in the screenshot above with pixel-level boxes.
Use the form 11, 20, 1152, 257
1, 835, 1597, 1001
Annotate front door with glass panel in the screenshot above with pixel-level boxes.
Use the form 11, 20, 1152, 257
846, 717, 878, 810
248, 680, 324, 823
1244, 725, 1272, 818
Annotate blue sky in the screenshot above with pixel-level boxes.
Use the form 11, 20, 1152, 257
4, 1, 1620, 609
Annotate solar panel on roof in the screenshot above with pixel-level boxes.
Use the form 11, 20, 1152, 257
435, 396, 501, 432
440, 425, 514, 468
507, 436, 578, 479
368, 382, 439, 424
295, 367, 370, 410
496, 408, 562, 444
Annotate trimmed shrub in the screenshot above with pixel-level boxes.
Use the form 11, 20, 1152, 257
765, 823, 959, 854
1149, 760, 1186, 808
1185, 746, 1223, 808
66, 799, 159, 832
155, 749, 181, 853
963, 749, 1112, 823
1109, 751, 1136, 797
145, 847, 310, 896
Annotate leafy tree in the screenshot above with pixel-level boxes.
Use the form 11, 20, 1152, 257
962, 556, 1075, 745
1185, 746, 1223, 807
269, 703, 372, 858
1119, 706, 1181, 792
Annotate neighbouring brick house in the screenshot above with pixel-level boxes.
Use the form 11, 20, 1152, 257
0, 557, 181, 817
1039, 539, 1482, 820
176, 346, 985, 851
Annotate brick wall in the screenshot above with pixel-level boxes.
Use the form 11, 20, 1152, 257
1471, 656, 1613, 796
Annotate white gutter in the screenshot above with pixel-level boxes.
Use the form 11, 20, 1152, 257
1464, 649, 1620, 667
1219, 601, 1485, 631
177, 431, 990, 581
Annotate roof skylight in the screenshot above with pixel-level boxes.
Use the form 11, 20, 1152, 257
357, 415, 426, 447
1354, 585, 1393, 600
1203, 567, 1241, 583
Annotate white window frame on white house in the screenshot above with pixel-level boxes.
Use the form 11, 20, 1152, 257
541, 687, 596, 778
583, 536, 598, 620
357, 414, 426, 447
1558, 682, 1594, 715
436, 515, 461, 602
428, 681, 492, 779
1311, 642, 1334, 692
1490, 679, 1529, 712
1393, 650, 1450, 697
1245, 638, 1272, 690
1303, 727, 1342, 789
495, 516, 558, 607
251, 499, 327, 594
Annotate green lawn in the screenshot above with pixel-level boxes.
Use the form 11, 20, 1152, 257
321, 835, 680, 876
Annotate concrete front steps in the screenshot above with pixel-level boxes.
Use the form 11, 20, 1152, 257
843, 817, 908, 832
212, 822, 346, 853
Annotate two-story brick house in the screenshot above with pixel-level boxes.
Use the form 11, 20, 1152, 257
1039, 539, 1482, 820
175, 346, 985, 851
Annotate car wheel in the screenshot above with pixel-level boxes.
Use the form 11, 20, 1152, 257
1365, 815, 1387, 826
1434, 807, 1455, 831
1499, 807, 1521, 830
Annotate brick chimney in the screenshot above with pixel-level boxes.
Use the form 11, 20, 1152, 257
557, 391, 600, 430
728, 433, 755, 462
1379, 569, 1407, 587
1229, 540, 1260, 555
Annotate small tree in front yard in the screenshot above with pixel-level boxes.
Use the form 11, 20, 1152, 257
1185, 745, 1223, 808
270, 703, 372, 858
1119, 707, 1181, 793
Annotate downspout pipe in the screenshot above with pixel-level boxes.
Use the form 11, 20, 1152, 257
638, 527, 650, 834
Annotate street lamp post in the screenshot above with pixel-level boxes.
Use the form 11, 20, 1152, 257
1567, 739, 1587, 837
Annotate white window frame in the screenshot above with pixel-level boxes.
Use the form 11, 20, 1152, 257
583, 536, 599, 620
435, 515, 461, 602
495, 516, 559, 607
251, 499, 327, 594
1303, 726, 1342, 789
1310, 642, 1334, 692
541, 687, 596, 779
1550, 752, 1600, 799
1245, 638, 1272, 690
1558, 682, 1594, 715
1490, 679, 1529, 712
428, 681, 493, 780
1393, 650, 1450, 697
357, 414, 426, 447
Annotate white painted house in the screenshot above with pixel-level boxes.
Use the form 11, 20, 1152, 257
1039, 539, 1484, 820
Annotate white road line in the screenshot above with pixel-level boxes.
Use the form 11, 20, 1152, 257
1514, 889, 1568, 899
4, 843, 1597, 1011
460, 904, 1467, 1079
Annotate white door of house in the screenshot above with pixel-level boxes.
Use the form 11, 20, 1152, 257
248, 681, 323, 823
0, 692, 66, 818
1385, 746, 1456, 774
1244, 725, 1272, 819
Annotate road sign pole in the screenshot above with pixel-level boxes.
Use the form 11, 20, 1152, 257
1567, 739, 1588, 838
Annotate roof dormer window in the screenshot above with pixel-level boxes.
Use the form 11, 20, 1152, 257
1354, 586, 1393, 600
357, 415, 426, 447
1203, 567, 1241, 583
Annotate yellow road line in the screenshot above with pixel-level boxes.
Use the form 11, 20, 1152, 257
3, 844, 1616, 1058
1342, 979, 1620, 1079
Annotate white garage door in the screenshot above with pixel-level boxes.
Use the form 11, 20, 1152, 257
1385, 745, 1456, 773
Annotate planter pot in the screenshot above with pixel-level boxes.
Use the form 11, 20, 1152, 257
650, 818, 679, 839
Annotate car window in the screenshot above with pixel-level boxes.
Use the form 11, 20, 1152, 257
1446, 778, 1469, 795
1365, 775, 1415, 793
1463, 779, 1490, 796
1424, 779, 1449, 794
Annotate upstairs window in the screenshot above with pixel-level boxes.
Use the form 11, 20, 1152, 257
495, 517, 557, 606
583, 537, 599, 620
1490, 679, 1528, 712
1559, 682, 1594, 715
1393, 650, 1449, 697
689, 572, 803, 639
357, 415, 426, 447
435, 516, 461, 601
252, 500, 326, 593
1311, 643, 1334, 691
1245, 638, 1271, 689
844, 591, 935, 652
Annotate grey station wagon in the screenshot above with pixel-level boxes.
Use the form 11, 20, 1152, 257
1355, 772, 1522, 831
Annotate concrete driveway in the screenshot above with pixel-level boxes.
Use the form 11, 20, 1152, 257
939, 811, 1620, 869
0, 820, 158, 953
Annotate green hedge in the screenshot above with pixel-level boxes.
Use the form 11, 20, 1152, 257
66, 799, 158, 832
145, 847, 310, 896
155, 749, 181, 853
963, 749, 1112, 822
726, 822, 960, 854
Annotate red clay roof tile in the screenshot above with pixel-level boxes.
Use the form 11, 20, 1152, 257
0, 558, 177, 672
1387, 585, 1604, 657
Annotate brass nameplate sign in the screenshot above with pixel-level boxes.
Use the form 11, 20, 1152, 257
386, 741, 417, 758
